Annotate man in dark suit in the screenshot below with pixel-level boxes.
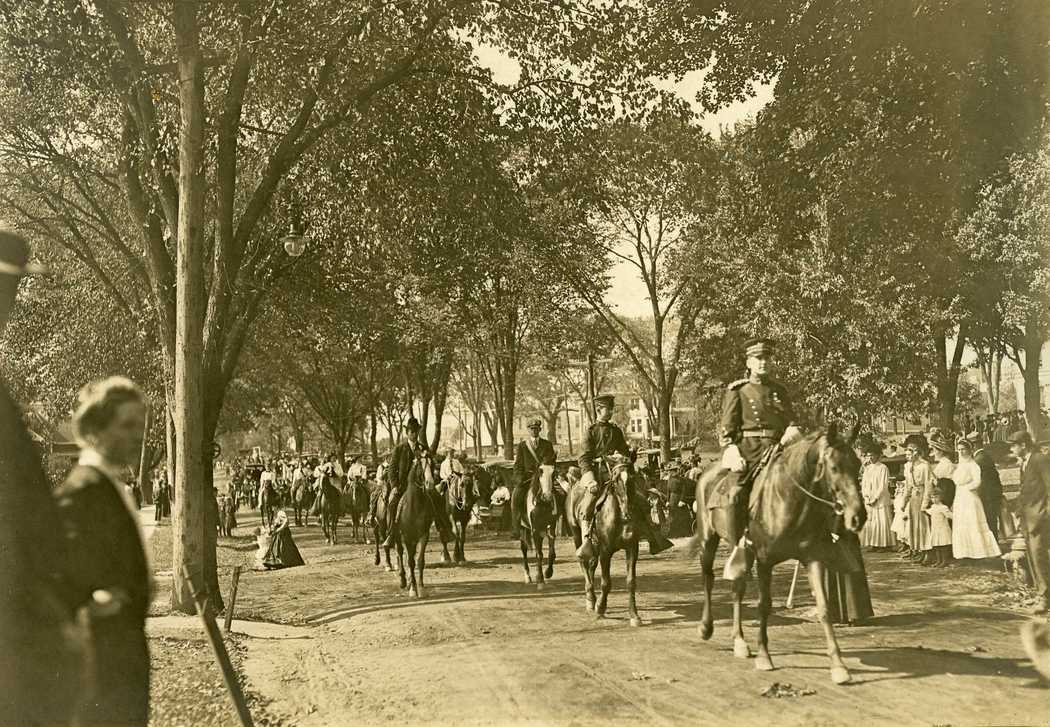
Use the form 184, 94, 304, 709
512, 418, 557, 538
968, 432, 1003, 540
0, 229, 80, 726
1008, 430, 1050, 615
381, 417, 452, 547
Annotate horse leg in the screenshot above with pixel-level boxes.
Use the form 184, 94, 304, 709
731, 570, 751, 659
544, 528, 555, 580
596, 552, 612, 618
407, 540, 419, 598
455, 520, 466, 563
807, 560, 851, 684
754, 561, 775, 672
397, 540, 407, 590
418, 536, 428, 595
374, 533, 381, 567
626, 540, 640, 627
520, 536, 533, 584
699, 532, 718, 641
534, 528, 546, 589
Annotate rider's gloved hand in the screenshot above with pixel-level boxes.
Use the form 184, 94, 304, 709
578, 469, 600, 494
780, 426, 803, 446
721, 444, 746, 473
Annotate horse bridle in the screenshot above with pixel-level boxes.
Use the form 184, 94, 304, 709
788, 446, 845, 515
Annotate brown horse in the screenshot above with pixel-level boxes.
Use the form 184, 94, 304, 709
317, 477, 342, 545
566, 456, 641, 626
691, 424, 865, 684
395, 451, 434, 598
292, 480, 313, 527
445, 470, 478, 563
342, 478, 371, 543
519, 464, 559, 588
258, 480, 277, 529
371, 482, 395, 572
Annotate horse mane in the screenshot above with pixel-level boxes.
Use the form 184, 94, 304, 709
771, 430, 824, 481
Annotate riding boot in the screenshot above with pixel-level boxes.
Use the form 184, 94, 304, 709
576, 517, 597, 561
722, 496, 749, 580
382, 491, 399, 548
510, 486, 526, 539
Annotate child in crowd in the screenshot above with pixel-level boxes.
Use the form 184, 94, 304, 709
891, 478, 910, 551
925, 487, 954, 567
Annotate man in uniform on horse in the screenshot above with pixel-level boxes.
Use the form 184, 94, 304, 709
718, 337, 802, 579
512, 418, 557, 539
381, 417, 453, 548
575, 394, 674, 561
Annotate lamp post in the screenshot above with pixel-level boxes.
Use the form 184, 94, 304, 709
281, 204, 307, 257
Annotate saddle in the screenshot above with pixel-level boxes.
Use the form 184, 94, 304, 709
708, 445, 781, 511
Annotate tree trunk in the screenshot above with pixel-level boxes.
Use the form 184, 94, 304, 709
934, 332, 966, 432
170, 4, 207, 614
501, 368, 516, 460
138, 405, 152, 504
369, 406, 379, 461
545, 407, 560, 446
1022, 317, 1045, 439
657, 387, 673, 464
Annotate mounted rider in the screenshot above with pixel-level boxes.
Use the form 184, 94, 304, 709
512, 418, 557, 539
439, 447, 465, 491
574, 394, 674, 561
380, 417, 453, 548
718, 337, 802, 579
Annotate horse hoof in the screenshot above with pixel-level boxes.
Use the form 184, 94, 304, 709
441, 555, 451, 565
830, 666, 852, 685
409, 588, 418, 598
584, 599, 595, 612
544, 569, 553, 579
524, 575, 533, 584
733, 639, 751, 659
536, 582, 545, 591
384, 566, 392, 573
629, 617, 641, 627
699, 622, 714, 641
754, 655, 775, 672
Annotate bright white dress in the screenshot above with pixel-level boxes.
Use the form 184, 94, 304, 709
951, 459, 1001, 559
861, 462, 895, 547
891, 481, 909, 543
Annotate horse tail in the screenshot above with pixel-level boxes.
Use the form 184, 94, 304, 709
680, 464, 725, 559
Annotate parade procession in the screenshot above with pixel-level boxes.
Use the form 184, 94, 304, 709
2, 2, 1050, 726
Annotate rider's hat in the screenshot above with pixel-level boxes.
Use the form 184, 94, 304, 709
405, 416, 421, 431
526, 417, 542, 430
1007, 429, 1035, 448
744, 337, 774, 358
594, 393, 615, 409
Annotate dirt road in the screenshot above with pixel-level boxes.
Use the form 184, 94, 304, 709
211, 512, 1047, 727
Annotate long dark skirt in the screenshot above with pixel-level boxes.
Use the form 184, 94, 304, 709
264, 527, 305, 569
824, 532, 875, 625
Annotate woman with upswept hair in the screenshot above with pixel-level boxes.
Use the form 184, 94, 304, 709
902, 433, 936, 564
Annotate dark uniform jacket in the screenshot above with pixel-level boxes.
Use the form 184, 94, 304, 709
389, 435, 427, 490
514, 437, 556, 488
55, 464, 151, 725
579, 420, 631, 475
720, 377, 795, 464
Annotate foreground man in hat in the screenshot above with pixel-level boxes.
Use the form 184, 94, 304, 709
718, 337, 802, 579
0, 229, 79, 725
1008, 430, 1050, 615
512, 418, 557, 539
575, 394, 674, 560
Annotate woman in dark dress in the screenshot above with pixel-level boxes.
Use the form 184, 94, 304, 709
264, 510, 305, 569
54, 377, 152, 726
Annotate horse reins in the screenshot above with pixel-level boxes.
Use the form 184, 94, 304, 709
784, 449, 845, 515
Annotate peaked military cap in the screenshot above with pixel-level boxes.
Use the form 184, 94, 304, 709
744, 337, 774, 357
526, 417, 542, 429
593, 393, 615, 409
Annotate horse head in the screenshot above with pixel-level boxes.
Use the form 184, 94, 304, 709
536, 464, 555, 502
815, 425, 866, 533
602, 453, 631, 486
414, 449, 435, 489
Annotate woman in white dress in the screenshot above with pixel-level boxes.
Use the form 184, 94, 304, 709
951, 437, 1001, 561
860, 442, 895, 549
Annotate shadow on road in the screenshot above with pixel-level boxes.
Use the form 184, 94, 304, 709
848, 645, 1045, 687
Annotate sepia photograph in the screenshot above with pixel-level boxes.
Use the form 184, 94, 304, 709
0, 1, 1048, 725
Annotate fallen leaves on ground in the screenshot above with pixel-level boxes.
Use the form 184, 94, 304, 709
759, 682, 816, 698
